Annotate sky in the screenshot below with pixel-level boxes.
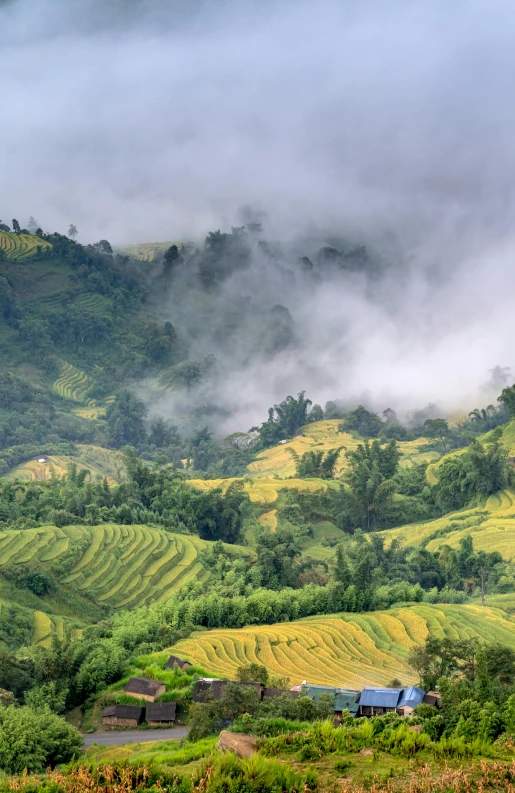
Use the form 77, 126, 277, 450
2, 0, 515, 428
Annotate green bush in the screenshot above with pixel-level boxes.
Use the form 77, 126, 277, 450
0, 705, 83, 773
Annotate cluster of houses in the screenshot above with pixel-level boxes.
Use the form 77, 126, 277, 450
102, 654, 440, 729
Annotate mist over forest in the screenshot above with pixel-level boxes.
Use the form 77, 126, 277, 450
2, 0, 515, 428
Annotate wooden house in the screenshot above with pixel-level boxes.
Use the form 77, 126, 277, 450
146, 701, 177, 726
124, 677, 166, 702
423, 690, 442, 708
102, 704, 144, 727
165, 655, 192, 671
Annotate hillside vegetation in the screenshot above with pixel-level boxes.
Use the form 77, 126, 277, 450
0, 231, 52, 260
248, 420, 438, 479
171, 602, 515, 687
0, 524, 251, 616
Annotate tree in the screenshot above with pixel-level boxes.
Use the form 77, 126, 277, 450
236, 663, 268, 684
256, 392, 313, 447
343, 439, 401, 531
341, 405, 382, 437
163, 244, 183, 276
92, 239, 113, 255
0, 706, 82, 773
67, 224, 78, 239
27, 216, 38, 233
12, 219, 21, 234
424, 418, 450, 451
106, 391, 147, 448
334, 545, 351, 587
499, 384, 515, 418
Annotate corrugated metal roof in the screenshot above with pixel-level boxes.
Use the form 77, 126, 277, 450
398, 687, 425, 708
302, 685, 360, 712
359, 687, 402, 708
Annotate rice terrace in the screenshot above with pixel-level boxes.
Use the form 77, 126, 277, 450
5, 1, 515, 787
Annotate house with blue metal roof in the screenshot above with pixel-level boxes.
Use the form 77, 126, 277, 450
397, 686, 425, 715
301, 684, 360, 717
357, 687, 402, 716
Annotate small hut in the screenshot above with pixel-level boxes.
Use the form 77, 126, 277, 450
165, 655, 192, 671
102, 704, 144, 727
146, 701, 177, 726
124, 677, 166, 702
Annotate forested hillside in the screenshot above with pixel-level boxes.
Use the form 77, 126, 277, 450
3, 222, 515, 783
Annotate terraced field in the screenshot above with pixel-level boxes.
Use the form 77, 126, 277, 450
0, 231, 51, 260
247, 420, 439, 479
116, 241, 184, 262
0, 524, 252, 610
382, 489, 515, 561
5, 444, 124, 483
53, 361, 94, 404
31, 610, 82, 647
189, 477, 338, 506
171, 603, 515, 687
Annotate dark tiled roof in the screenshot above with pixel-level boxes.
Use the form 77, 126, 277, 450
146, 702, 177, 721
263, 687, 288, 699
192, 679, 263, 702
165, 655, 191, 670
102, 705, 144, 720
124, 677, 164, 696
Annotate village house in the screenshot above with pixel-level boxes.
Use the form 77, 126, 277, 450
146, 701, 177, 726
357, 687, 403, 717
165, 655, 192, 671
396, 686, 426, 716
102, 704, 144, 727
423, 690, 442, 708
301, 684, 360, 717
192, 678, 265, 702
124, 677, 166, 702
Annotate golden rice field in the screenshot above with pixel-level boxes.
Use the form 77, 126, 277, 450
5, 444, 124, 483
189, 477, 337, 506
171, 602, 515, 688
258, 509, 278, 531
247, 420, 439, 480
0, 524, 252, 610
0, 231, 51, 260
31, 610, 82, 647
53, 361, 93, 404
381, 489, 515, 561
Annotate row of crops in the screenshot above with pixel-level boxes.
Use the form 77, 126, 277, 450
246, 420, 439, 480
171, 603, 515, 688
0, 524, 252, 611
382, 489, 515, 561
0, 231, 51, 260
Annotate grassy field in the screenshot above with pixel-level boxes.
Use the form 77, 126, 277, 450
171, 602, 515, 688
0, 231, 52, 260
5, 444, 124, 483
381, 489, 515, 561
247, 420, 439, 479
0, 524, 252, 613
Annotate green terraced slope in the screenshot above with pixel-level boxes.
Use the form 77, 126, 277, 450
0, 231, 52, 260
381, 489, 515, 561
171, 602, 515, 688
0, 524, 252, 610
